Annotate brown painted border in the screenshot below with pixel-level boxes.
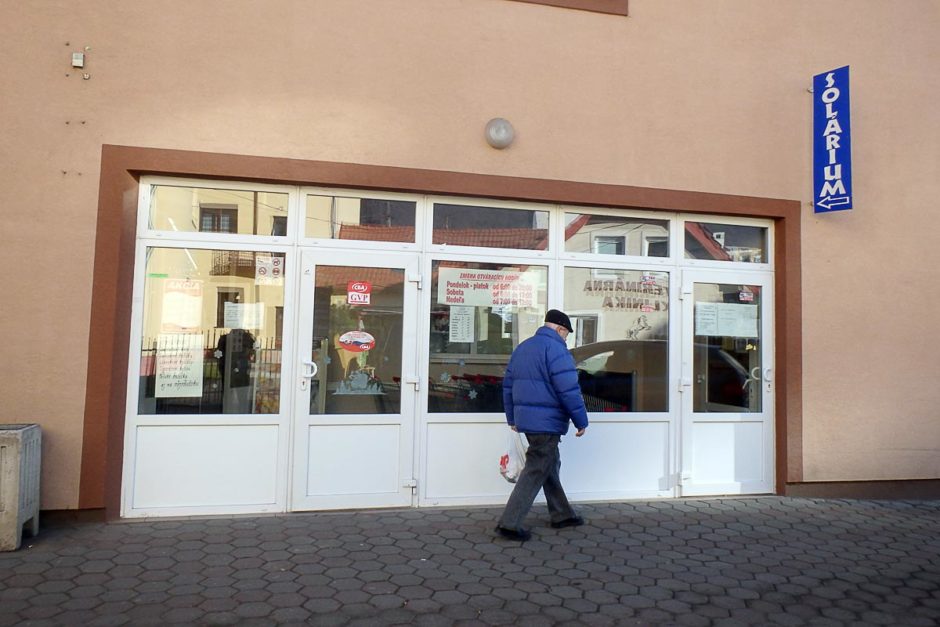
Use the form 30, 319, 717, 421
786, 480, 940, 500
508, 0, 629, 16
80, 144, 802, 518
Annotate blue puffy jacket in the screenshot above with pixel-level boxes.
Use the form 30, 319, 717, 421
502, 326, 589, 434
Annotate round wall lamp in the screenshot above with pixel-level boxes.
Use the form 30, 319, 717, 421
484, 118, 515, 149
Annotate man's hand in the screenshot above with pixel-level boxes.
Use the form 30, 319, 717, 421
575, 428, 586, 437
510, 425, 518, 432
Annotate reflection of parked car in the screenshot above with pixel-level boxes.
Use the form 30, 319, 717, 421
570, 340, 750, 413
571, 340, 669, 413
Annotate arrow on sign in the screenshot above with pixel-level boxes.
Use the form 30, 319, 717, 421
816, 196, 852, 211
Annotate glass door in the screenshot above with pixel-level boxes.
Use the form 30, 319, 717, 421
679, 269, 774, 496
291, 250, 420, 510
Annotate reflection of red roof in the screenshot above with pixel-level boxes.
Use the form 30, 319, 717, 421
685, 223, 732, 261
434, 228, 548, 249
336, 224, 549, 250
336, 224, 415, 242
315, 266, 404, 291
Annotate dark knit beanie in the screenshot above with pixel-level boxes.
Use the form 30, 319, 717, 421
544, 309, 573, 333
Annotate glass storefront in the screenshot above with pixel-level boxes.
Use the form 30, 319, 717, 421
137, 248, 285, 415
563, 267, 670, 412
126, 177, 776, 516
428, 261, 548, 413
308, 265, 406, 414
692, 282, 762, 413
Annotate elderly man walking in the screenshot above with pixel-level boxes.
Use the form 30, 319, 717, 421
496, 309, 589, 542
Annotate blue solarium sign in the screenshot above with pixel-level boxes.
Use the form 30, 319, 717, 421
813, 65, 853, 213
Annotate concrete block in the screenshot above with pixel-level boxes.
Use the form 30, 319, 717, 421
0, 424, 41, 551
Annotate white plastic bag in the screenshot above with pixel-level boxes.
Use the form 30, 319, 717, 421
499, 430, 528, 483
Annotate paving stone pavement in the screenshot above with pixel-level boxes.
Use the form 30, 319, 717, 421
0, 497, 938, 626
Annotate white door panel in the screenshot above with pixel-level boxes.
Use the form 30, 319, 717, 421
291, 250, 420, 510
679, 269, 774, 496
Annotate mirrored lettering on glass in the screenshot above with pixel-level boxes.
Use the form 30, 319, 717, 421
563, 267, 670, 412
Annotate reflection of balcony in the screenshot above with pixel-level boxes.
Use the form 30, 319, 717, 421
211, 250, 256, 278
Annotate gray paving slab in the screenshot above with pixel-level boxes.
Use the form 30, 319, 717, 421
0, 497, 937, 625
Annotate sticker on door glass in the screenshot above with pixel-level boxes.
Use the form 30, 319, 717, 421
255, 255, 284, 286
347, 281, 372, 305
337, 330, 375, 352
695, 303, 758, 338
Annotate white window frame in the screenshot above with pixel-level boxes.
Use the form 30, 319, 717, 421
678, 213, 774, 271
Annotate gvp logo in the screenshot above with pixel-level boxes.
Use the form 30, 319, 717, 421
347, 281, 372, 305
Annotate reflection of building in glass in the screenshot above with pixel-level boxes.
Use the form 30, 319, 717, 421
685, 222, 766, 263
138, 247, 285, 416
564, 213, 670, 257
564, 267, 669, 344
152, 185, 289, 237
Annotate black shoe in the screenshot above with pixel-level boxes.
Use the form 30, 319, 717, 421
550, 516, 585, 529
495, 525, 532, 541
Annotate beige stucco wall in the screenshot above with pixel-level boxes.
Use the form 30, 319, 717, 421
1, 0, 937, 508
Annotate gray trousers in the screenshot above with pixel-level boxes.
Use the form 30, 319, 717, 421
498, 433, 577, 529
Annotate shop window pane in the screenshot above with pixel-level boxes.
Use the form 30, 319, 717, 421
433, 204, 549, 249
685, 222, 767, 263
428, 261, 548, 413
693, 283, 761, 412
564, 213, 670, 257
308, 266, 405, 415
563, 267, 669, 412
137, 248, 285, 415
306, 195, 416, 242
150, 185, 290, 237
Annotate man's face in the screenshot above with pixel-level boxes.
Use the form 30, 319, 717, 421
556, 326, 570, 341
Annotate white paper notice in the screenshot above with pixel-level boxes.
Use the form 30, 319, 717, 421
155, 333, 204, 398
695, 303, 719, 336
161, 279, 203, 333
716, 303, 758, 338
437, 268, 538, 307
695, 302, 758, 338
223, 302, 265, 329
448, 306, 475, 343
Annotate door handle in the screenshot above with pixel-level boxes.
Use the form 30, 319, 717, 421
302, 360, 319, 378
299, 360, 319, 391
763, 368, 773, 382
404, 375, 420, 392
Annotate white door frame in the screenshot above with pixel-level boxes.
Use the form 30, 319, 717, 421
678, 268, 775, 496
290, 249, 421, 511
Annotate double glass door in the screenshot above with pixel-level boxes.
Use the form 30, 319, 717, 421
679, 269, 775, 495
291, 250, 420, 510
